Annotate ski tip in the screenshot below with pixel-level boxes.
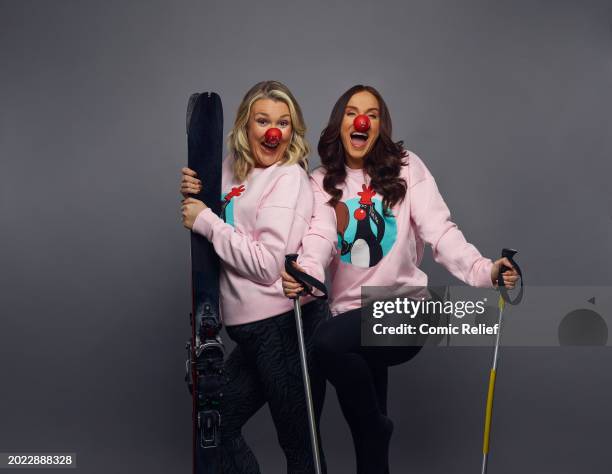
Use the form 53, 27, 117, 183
186, 93, 201, 135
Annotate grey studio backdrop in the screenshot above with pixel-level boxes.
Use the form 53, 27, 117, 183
1, 0, 611, 473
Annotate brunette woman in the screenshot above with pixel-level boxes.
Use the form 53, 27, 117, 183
283, 85, 518, 473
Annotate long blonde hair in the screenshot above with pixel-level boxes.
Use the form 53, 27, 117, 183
228, 80, 310, 181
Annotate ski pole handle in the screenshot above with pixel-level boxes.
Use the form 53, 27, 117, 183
284, 254, 328, 300
498, 248, 524, 305
498, 248, 520, 284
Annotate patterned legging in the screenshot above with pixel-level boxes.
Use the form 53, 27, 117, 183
219, 300, 329, 474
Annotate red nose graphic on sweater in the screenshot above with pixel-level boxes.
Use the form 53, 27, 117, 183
354, 208, 367, 220
353, 115, 371, 133
357, 184, 376, 205
264, 128, 282, 145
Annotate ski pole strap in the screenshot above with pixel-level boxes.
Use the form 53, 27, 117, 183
497, 248, 524, 305
285, 254, 328, 300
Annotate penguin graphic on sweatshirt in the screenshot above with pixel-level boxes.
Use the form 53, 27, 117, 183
335, 184, 397, 268
221, 184, 245, 226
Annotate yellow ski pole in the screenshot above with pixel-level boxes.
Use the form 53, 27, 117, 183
481, 248, 523, 474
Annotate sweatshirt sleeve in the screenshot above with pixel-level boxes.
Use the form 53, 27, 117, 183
408, 154, 494, 288
192, 171, 307, 286
297, 176, 338, 283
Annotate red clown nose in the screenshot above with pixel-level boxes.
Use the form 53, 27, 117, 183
354, 208, 367, 220
353, 115, 371, 133
264, 128, 282, 145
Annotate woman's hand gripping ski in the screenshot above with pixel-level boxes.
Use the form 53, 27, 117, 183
180, 167, 207, 230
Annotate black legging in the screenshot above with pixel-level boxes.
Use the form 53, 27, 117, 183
313, 306, 429, 474
219, 299, 329, 474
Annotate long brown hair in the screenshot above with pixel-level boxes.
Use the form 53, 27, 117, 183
318, 85, 407, 212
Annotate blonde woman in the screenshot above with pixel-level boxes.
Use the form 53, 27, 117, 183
181, 81, 328, 474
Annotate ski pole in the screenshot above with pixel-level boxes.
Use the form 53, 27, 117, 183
481, 248, 523, 474
285, 254, 328, 474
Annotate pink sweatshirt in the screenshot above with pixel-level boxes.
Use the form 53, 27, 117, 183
298, 150, 495, 315
192, 156, 313, 326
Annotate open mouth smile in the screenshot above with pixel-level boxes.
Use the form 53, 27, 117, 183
350, 131, 369, 149
261, 141, 280, 151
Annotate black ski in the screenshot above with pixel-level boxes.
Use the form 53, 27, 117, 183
184, 92, 224, 474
